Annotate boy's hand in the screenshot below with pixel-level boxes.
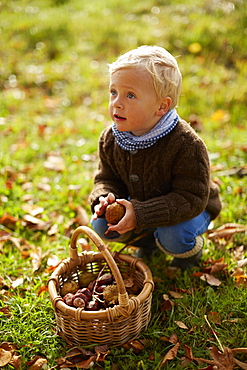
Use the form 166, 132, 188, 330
106, 199, 136, 234
93, 192, 115, 219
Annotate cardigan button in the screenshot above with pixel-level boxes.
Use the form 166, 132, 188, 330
130, 174, 139, 182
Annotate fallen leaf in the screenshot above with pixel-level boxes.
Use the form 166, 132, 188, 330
174, 321, 188, 329
200, 273, 222, 286
169, 290, 184, 299
161, 342, 180, 366
47, 223, 59, 236
44, 155, 65, 172
210, 346, 235, 370
75, 206, 89, 226
233, 358, 247, 369
237, 258, 247, 268
208, 223, 247, 240
21, 204, 44, 217
11, 277, 24, 288
0, 213, 19, 229
208, 312, 221, 325
169, 333, 179, 344
0, 348, 12, 367
27, 357, 48, 370
31, 247, 43, 272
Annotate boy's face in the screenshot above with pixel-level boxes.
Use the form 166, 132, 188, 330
109, 67, 167, 136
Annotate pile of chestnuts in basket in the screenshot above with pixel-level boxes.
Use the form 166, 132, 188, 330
61, 270, 140, 311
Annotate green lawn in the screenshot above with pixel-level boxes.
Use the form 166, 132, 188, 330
0, 0, 247, 369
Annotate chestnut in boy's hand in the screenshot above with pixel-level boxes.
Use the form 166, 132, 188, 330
105, 202, 126, 224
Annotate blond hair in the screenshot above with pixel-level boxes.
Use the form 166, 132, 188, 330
109, 45, 182, 109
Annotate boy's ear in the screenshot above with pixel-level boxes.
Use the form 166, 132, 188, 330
156, 97, 172, 116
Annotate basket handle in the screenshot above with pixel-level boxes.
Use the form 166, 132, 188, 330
70, 226, 128, 300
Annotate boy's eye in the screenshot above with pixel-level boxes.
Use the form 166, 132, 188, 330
127, 93, 135, 99
110, 90, 117, 96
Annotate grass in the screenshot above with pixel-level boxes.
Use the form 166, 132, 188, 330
0, 0, 247, 368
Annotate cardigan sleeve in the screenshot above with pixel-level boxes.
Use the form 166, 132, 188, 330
88, 128, 128, 212
131, 135, 211, 233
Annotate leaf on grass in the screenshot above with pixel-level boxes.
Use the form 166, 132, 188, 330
95, 345, 110, 361
44, 155, 65, 172
22, 215, 51, 231
27, 356, 48, 370
203, 262, 228, 274
174, 321, 188, 329
200, 273, 222, 286
21, 204, 44, 217
47, 254, 60, 267
31, 247, 43, 272
169, 333, 179, 344
0, 213, 19, 229
208, 311, 221, 325
0, 343, 20, 369
183, 344, 193, 361
47, 223, 59, 236
209, 346, 235, 369
75, 206, 89, 226
160, 342, 180, 366
11, 277, 24, 288
208, 223, 247, 240
37, 182, 51, 192
122, 339, 145, 354
237, 258, 247, 268
233, 358, 247, 370
37, 285, 48, 296
0, 348, 12, 367
169, 290, 184, 299
0, 306, 12, 317
160, 294, 175, 312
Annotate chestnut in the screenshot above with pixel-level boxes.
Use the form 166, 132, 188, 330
63, 293, 75, 306
86, 300, 101, 311
73, 292, 88, 308
78, 287, 92, 300
97, 273, 114, 286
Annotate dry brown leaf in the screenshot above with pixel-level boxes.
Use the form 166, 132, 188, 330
11, 277, 24, 288
183, 344, 193, 361
208, 223, 247, 240
9, 354, 21, 369
237, 258, 247, 268
209, 346, 235, 370
169, 290, 184, 299
169, 333, 179, 344
47, 224, 59, 236
21, 204, 44, 217
200, 273, 222, 286
75, 206, 89, 226
174, 321, 188, 329
208, 312, 221, 325
28, 357, 48, 370
161, 342, 180, 366
95, 345, 110, 362
31, 247, 43, 272
0, 213, 19, 229
44, 155, 65, 172
233, 358, 247, 370
0, 348, 12, 367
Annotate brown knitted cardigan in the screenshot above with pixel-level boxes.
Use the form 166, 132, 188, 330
89, 120, 221, 233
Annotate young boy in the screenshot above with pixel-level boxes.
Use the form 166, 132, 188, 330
89, 45, 221, 270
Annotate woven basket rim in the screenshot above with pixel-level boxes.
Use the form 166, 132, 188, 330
48, 226, 154, 322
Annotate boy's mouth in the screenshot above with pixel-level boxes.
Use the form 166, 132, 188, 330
114, 114, 126, 121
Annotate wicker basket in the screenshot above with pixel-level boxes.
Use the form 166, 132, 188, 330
48, 226, 154, 347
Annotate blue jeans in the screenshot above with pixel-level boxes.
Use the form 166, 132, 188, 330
91, 211, 211, 254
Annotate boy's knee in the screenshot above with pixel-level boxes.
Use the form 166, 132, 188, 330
154, 225, 195, 254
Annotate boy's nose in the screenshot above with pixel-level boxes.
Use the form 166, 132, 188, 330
113, 97, 123, 109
